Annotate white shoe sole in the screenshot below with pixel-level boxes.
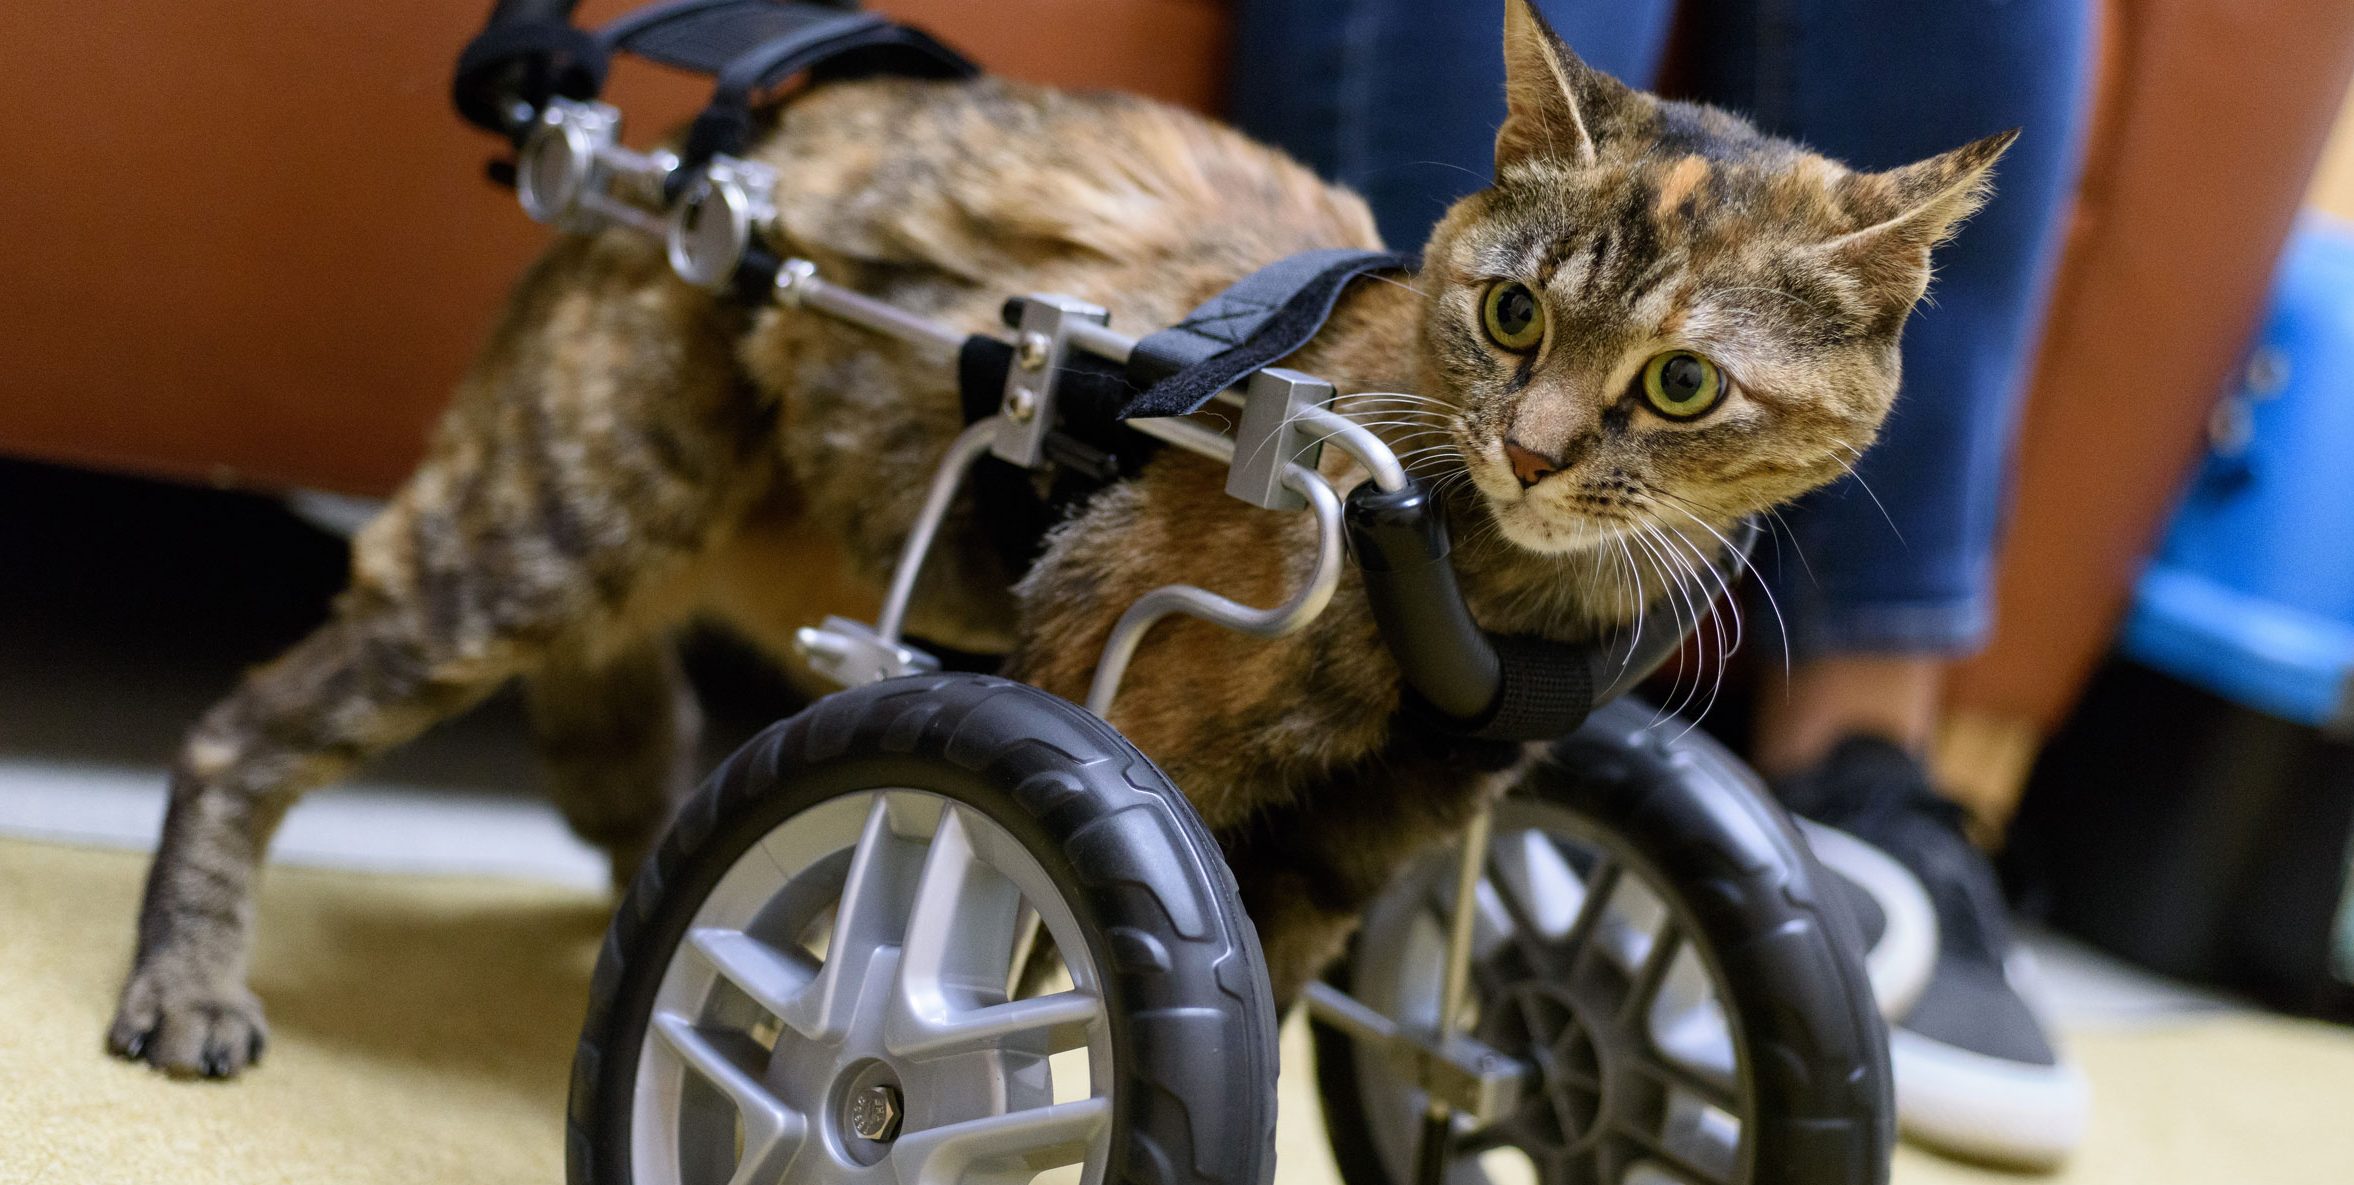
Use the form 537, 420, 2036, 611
1888, 1023, 2090, 1170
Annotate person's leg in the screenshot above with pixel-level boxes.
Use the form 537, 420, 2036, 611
1682, 0, 2099, 1167
1751, 655, 1942, 773
1226, 0, 1677, 248
1674, 0, 2096, 757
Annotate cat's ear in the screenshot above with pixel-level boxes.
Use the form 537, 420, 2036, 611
1496, 0, 1636, 173
1825, 129, 2019, 301
1826, 130, 2015, 266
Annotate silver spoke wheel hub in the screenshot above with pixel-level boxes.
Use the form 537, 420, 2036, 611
629, 789, 1113, 1185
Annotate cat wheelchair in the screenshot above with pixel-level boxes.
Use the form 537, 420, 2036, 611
451, 4, 1900, 1184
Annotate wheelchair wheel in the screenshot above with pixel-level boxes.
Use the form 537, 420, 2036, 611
571, 673, 1278, 1185
1313, 699, 1893, 1185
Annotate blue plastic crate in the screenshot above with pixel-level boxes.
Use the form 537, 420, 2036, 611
2121, 216, 2354, 732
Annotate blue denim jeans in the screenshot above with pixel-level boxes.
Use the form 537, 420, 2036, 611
1228, 0, 2095, 660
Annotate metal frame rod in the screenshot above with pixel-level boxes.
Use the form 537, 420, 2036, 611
1084, 463, 1343, 716
1062, 318, 1133, 364
1436, 806, 1494, 1039
1064, 313, 1409, 493
1292, 400, 1409, 493
874, 417, 1002, 644
1124, 414, 1237, 465
576, 188, 667, 237
591, 140, 678, 206
1418, 802, 1496, 1185
779, 261, 971, 356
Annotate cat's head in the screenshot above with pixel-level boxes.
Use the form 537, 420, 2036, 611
1417, 0, 2014, 554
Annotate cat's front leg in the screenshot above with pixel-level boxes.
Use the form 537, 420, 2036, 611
1217, 738, 1531, 1007
111, 230, 765, 1077
109, 605, 517, 1077
109, 736, 280, 1078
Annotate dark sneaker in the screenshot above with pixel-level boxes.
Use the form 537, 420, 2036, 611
1797, 817, 1938, 1022
1777, 735, 2089, 1169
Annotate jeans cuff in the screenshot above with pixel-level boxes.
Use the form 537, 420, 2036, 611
1763, 593, 1994, 663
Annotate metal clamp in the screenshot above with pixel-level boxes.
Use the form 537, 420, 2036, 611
996, 295, 1110, 469
794, 615, 941, 688
665, 154, 779, 291
516, 98, 677, 236
516, 99, 618, 227
1302, 981, 1527, 1123
1228, 367, 1333, 512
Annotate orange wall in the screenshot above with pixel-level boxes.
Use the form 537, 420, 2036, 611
0, 1, 1224, 495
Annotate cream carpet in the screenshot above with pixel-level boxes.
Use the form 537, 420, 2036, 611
5, 837, 2352, 1185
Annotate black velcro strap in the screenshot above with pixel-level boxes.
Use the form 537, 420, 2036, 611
1470, 635, 1599, 741
453, 20, 611, 135
1120, 248, 1417, 419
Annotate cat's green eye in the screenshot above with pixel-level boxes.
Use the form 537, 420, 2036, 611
1481, 280, 1546, 351
1640, 350, 1726, 420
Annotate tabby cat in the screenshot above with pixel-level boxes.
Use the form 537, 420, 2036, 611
110, 0, 2009, 1078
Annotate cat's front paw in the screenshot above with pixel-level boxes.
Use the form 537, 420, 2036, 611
107, 959, 268, 1079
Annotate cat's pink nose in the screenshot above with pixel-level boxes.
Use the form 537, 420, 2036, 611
1504, 440, 1562, 489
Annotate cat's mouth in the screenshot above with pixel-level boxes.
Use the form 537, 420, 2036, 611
1491, 499, 1647, 555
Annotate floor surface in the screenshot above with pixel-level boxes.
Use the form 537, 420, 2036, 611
5, 458, 2353, 1183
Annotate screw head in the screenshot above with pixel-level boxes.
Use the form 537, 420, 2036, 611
846, 1083, 903, 1142
1005, 386, 1038, 423
1017, 331, 1052, 371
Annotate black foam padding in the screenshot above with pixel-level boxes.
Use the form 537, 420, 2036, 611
956, 334, 1015, 424
453, 20, 611, 136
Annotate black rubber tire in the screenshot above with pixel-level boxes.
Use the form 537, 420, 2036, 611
570, 672, 1279, 1185
1313, 698, 1894, 1185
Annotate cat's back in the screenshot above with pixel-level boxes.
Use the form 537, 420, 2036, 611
752, 76, 1383, 298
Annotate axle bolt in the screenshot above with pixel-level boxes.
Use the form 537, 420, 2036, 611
846, 1083, 903, 1142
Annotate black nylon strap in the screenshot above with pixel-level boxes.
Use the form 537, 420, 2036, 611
601, 0, 834, 65
604, 2, 975, 169
1121, 248, 1417, 419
